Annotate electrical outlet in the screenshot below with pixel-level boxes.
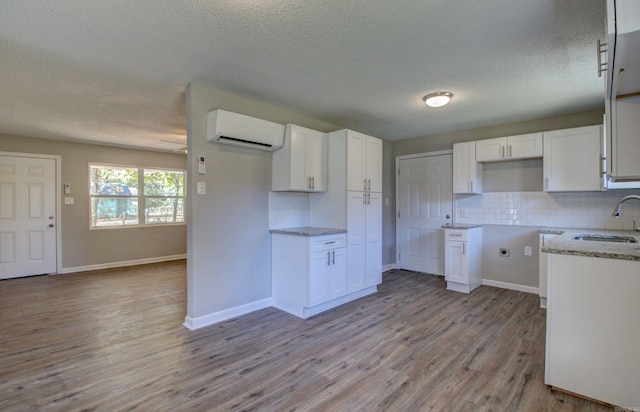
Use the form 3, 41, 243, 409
524, 246, 532, 256
499, 248, 510, 257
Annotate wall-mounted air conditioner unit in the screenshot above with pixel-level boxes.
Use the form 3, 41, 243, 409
207, 110, 285, 151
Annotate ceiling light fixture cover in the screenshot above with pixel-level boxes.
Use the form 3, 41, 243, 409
424, 92, 453, 108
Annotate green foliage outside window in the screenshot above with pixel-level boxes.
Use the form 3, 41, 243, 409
90, 164, 185, 228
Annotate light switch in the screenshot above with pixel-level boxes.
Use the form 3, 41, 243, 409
524, 246, 532, 256
64, 197, 74, 205
64, 183, 71, 194
196, 181, 206, 195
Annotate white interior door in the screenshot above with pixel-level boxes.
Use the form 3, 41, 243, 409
0, 155, 58, 279
397, 154, 452, 275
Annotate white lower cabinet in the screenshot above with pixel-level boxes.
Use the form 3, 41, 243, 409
444, 227, 482, 293
272, 232, 374, 319
347, 191, 382, 291
309, 247, 346, 306
546, 253, 640, 407
538, 232, 559, 308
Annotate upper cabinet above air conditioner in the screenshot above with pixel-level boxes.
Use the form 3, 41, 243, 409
272, 124, 328, 192
475, 133, 543, 162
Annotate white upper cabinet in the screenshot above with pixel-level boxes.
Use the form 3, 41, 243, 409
453, 142, 482, 194
475, 133, 543, 162
272, 124, 327, 192
604, 0, 640, 181
543, 125, 604, 192
347, 130, 382, 193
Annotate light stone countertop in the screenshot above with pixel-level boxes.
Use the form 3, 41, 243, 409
270, 227, 347, 237
541, 229, 640, 261
442, 224, 483, 230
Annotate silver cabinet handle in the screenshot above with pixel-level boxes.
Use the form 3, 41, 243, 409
449, 233, 462, 237
364, 179, 367, 190
501, 145, 505, 158
324, 241, 336, 245
332, 250, 335, 265
509, 145, 512, 158
368, 179, 371, 191
311, 176, 315, 190
327, 251, 331, 265
463, 243, 466, 255
307, 177, 311, 190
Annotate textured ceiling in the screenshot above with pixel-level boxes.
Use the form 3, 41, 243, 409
0, 0, 606, 151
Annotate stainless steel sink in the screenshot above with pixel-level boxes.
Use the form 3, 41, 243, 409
573, 234, 638, 243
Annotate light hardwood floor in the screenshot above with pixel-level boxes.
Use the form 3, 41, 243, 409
0, 261, 612, 411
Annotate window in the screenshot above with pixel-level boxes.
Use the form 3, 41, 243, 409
90, 164, 185, 228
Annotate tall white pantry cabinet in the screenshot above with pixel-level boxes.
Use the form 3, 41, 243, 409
310, 129, 383, 293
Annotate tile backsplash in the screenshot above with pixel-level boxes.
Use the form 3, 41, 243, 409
268, 192, 310, 229
455, 190, 640, 230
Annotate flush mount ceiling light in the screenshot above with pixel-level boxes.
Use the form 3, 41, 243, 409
423, 92, 453, 108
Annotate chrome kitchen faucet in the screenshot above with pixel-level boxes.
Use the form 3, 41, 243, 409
611, 195, 640, 231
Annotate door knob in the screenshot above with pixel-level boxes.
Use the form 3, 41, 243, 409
49, 215, 55, 220
446, 214, 450, 219
49, 223, 55, 228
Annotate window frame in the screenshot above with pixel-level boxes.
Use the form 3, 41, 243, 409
89, 163, 186, 230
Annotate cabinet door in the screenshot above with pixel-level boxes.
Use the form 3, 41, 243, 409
544, 126, 603, 192
366, 136, 383, 192
306, 130, 328, 192
509, 133, 543, 159
539, 233, 559, 302
444, 240, 467, 284
453, 142, 482, 194
309, 250, 331, 307
611, 98, 640, 180
347, 131, 367, 191
288, 126, 309, 190
329, 248, 347, 299
365, 192, 382, 287
475, 137, 506, 162
346, 192, 366, 292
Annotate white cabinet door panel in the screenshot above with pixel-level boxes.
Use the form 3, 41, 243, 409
365, 193, 382, 287
544, 126, 602, 192
366, 136, 383, 192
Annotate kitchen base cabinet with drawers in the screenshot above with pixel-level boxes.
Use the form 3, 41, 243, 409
271, 230, 377, 319
444, 226, 483, 293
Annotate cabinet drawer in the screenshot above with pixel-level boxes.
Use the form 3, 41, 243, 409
444, 229, 468, 241
309, 234, 346, 252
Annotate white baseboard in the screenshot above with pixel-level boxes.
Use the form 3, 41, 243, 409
482, 278, 539, 295
382, 263, 396, 272
183, 298, 273, 330
302, 286, 377, 318
59, 254, 186, 274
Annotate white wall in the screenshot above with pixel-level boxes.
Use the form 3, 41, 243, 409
185, 83, 340, 328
